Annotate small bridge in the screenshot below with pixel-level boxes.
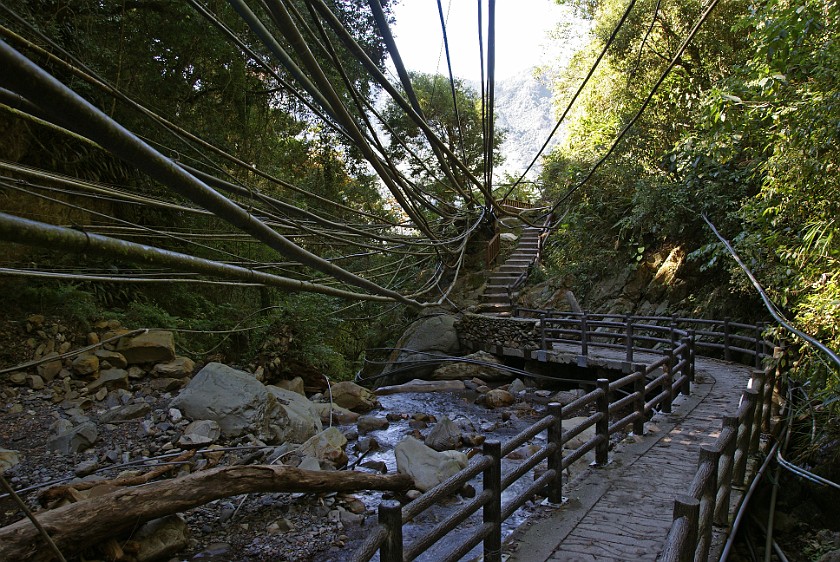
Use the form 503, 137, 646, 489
351, 312, 780, 562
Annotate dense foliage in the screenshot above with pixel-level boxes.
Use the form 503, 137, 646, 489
382, 72, 505, 207
0, 0, 410, 379
541, 0, 839, 422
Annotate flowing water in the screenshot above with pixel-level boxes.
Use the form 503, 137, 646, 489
339, 388, 577, 561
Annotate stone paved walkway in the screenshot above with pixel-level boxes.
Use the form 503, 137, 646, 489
505, 355, 754, 561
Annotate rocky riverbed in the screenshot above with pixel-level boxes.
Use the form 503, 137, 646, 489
0, 315, 592, 562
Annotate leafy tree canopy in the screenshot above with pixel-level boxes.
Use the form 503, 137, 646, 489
541, 0, 839, 420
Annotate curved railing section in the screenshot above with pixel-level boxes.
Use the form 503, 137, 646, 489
659, 354, 781, 561
512, 309, 772, 370
350, 314, 779, 562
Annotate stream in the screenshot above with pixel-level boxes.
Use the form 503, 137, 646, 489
335, 386, 589, 561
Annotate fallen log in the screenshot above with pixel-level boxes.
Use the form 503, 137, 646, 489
39, 450, 196, 507
0, 465, 412, 561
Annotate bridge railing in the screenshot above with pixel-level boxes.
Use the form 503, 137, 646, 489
660, 358, 781, 562
514, 309, 771, 369
351, 329, 698, 561
350, 407, 562, 562
499, 198, 533, 211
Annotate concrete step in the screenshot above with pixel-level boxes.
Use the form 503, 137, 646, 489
503, 267, 531, 274
507, 257, 536, 264
486, 279, 514, 286
512, 252, 538, 258
481, 294, 514, 304
482, 288, 518, 297
476, 302, 513, 315
499, 266, 529, 274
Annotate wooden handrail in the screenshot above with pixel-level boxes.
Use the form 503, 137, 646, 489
658, 355, 783, 561
525, 311, 771, 370
353, 315, 778, 562
486, 232, 501, 267
499, 198, 533, 210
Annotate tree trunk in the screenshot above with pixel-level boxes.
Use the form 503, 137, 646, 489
0, 465, 412, 561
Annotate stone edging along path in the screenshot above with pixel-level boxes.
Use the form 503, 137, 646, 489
504, 356, 754, 561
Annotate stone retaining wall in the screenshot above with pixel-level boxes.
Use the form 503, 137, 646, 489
456, 313, 541, 358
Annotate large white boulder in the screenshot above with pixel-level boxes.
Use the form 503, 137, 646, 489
267, 386, 323, 443
329, 381, 379, 413
297, 427, 348, 468
395, 436, 468, 492
381, 313, 461, 381
170, 362, 279, 441
116, 331, 176, 364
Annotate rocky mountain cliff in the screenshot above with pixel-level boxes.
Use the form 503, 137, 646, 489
490, 68, 559, 180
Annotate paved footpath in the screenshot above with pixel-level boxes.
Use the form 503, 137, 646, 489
505, 356, 754, 561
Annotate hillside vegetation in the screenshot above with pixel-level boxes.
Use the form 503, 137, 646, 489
536, 0, 839, 435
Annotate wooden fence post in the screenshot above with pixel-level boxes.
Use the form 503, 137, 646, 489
715, 416, 739, 526
723, 317, 732, 361
733, 388, 758, 486
662, 359, 673, 414
540, 314, 547, 352
596, 378, 610, 466
686, 329, 696, 382
670, 315, 678, 353
580, 313, 589, 358
696, 444, 720, 561
625, 314, 634, 364
670, 495, 700, 562
378, 500, 403, 562
546, 403, 563, 504
754, 322, 764, 368
763, 349, 782, 431
771, 346, 785, 422
750, 370, 765, 454
483, 440, 502, 562
633, 370, 646, 436
680, 337, 691, 396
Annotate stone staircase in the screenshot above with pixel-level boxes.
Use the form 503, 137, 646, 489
478, 225, 542, 315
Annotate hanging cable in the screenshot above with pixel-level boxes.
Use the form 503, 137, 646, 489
478, 0, 488, 202
701, 213, 840, 369
0, 18, 400, 227
484, 0, 497, 210
436, 0, 469, 166
0, 41, 424, 306
308, 0, 494, 205
365, 0, 476, 206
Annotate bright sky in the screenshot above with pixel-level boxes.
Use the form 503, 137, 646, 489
389, 0, 580, 81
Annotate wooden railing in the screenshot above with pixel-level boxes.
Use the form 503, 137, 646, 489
351, 321, 701, 561
513, 309, 770, 370
485, 232, 501, 267
659, 356, 781, 561
351, 314, 776, 562
499, 198, 533, 211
